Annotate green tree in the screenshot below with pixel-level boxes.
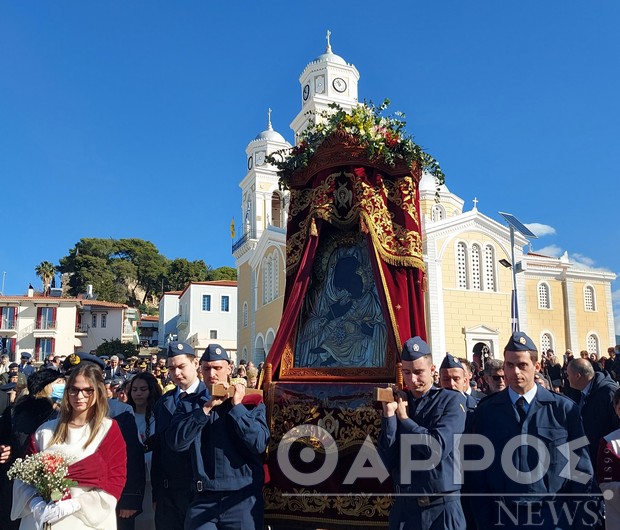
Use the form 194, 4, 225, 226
166, 258, 210, 291
35, 261, 57, 295
207, 266, 237, 281
95, 338, 139, 358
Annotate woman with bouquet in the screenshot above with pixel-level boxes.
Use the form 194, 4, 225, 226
11, 361, 127, 529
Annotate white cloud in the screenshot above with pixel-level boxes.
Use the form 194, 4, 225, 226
533, 244, 563, 258
524, 223, 556, 237
570, 253, 613, 272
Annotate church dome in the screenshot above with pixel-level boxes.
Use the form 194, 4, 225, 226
419, 171, 450, 193
254, 128, 286, 143
251, 109, 287, 144
313, 50, 347, 65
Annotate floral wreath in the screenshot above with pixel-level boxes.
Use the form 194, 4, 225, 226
266, 99, 445, 191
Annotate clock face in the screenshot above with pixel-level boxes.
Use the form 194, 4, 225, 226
303, 84, 310, 101
333, 77, 347, 93
247, 156, 253, 170
256, 151, 266, 166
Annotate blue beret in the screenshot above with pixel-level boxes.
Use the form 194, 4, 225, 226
20, 352, 32, 360
504, 331, 537, 353
62, 353, 106, 373
167, 341, 195, 358
401, 336, 431, 361
440, 353, 464, 371
200, 343, 231, 363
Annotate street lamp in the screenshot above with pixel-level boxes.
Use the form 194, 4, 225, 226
498, 212, 537, 332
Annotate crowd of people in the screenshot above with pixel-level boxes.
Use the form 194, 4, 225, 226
0, 345, 267, 530
1, 336, 620, 529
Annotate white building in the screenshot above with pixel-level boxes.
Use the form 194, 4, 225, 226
159, 281, 238, 361
0, 291, 140, 362
157, 291, 182, 347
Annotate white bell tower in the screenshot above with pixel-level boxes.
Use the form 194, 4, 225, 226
237, 109, 290, 250
290, 31, 360, 142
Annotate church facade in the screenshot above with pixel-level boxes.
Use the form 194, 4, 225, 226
234, 39, 616, 366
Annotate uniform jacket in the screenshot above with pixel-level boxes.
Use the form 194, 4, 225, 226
166, 389, 269, 492
470, 386, 593, 529
567, 371, 619, 461
151, 381, 206, 500
378, 386, 467, 494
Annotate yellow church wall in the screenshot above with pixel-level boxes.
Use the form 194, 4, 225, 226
523, 276, 568, 352
237, 262, 253, 358
572, 280, 612, 351
438, 230, 515, 356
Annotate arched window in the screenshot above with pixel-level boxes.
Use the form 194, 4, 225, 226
431, 205, 445, 222
262, 251, 280, 305
584, 285, 596, 312
471, 244, 481, 290
538, 282, 551, 309
254, 335, 266, 364
242, 302, 248, 328
271, 192, 283, 228
484, 245, 496, 291
457, 242, 468, 289
541, 333, 553, 354
587, 334, 600, 355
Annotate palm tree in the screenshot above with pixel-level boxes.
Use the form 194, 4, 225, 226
35, 261, 56, 296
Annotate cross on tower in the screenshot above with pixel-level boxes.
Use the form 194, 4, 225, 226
473, 197, 479, 209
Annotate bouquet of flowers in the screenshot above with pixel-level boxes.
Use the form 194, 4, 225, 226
7, 450, 77, 502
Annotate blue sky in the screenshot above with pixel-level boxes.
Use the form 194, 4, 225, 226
1, 2, 619, 333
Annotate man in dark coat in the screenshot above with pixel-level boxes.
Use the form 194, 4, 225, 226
167, 344, 269, 530
151, 341, 206, 530
378, 337, 468, 530
470, 332, 594, 529
566, 357, 619, 461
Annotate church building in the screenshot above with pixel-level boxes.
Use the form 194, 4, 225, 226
233, 37, 616, 366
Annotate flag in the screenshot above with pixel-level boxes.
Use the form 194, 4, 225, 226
230, 217, 235, 239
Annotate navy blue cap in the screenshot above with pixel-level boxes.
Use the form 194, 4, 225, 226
401, 336, 431, 361
200, 343, 231, 363
504, 331, 537, 353
167, 341, 195, 358
20, 353, 32, 360
62, 353, 106, 373
8, 363, 18, 369
440, 353, 464, 371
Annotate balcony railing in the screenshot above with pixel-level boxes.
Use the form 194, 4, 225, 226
232, 230, 256, 253
75, 323, 89, 333
0, 319, 15, 330
35, 320, 56, 330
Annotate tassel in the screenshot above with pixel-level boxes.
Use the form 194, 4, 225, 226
310, 217, 318, 237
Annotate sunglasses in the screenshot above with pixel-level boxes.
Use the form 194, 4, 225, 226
491, 375, 505, 381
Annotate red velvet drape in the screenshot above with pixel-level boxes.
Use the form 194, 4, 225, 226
264, 163, 426, 379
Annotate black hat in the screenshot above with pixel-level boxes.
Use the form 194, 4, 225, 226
440, 353, 464, 371
62, 353, 106, 373
167, 341, 195, 358
200, 344, 231, 363
27, 369, 61, 396
110, 378, 123, 388
504, 331, 537, 353
8, 362, 18, 369
401, 336, 431, 361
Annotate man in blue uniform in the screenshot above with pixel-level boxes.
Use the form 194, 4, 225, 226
470, 331, 594, 529
378, 336, 467, 530
151, 341, 205, 530
167, 344, 269, 530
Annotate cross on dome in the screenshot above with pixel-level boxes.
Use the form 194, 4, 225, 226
326, 30, 332, 52
267, 108, 272, 130
472, 197, 479, 210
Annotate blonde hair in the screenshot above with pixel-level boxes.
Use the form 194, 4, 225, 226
49, 363, 109, 449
